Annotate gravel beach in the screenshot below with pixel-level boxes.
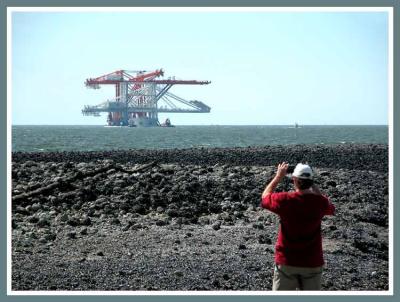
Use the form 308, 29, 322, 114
11, 144, 389, 291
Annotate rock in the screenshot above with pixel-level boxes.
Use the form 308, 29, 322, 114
247, 205, 256, 212
59, 213, 69, 222
28, 216, 39, 224
26, 231, 37, 239
38, 237, 47, 244
80, 228, 88, 235
238, 244, 247, 250
31, 203, 41, 212
221, 204, 230, 211
44, 233, 56, 241
91, 211, 102, 218
212, 221, 221, 230
166, 209, 178, 217
132, 205, 146, 215
174, 270, 184, 277
37, 218, 50, 227
198, 216, 210, 225
252, 222, 264, 230
15, 206, 29, 216
155, 220, 167, 226
156, 206, 164, 213
212, 279, 221, 288
66, 232, 76, 239
233, 211, 242, 218
67, 218, 80, 227
81, 217, 92, 226
131, 224, 143, 230
258, 234, 272, 244
122, 225, 131, 231
111, 218, 121, 225
96, 251, 104, 256
161, 164, 175, 173
326, 180, 337, 187
22, 238, 34, 247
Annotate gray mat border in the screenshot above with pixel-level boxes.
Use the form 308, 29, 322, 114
1, 0, 397, 301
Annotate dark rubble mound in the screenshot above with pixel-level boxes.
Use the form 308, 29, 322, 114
12, 144, 388, 172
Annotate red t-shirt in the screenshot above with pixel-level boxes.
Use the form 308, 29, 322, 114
261, 191, 335, 267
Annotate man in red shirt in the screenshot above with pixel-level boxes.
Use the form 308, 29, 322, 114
261, 162, 335, 290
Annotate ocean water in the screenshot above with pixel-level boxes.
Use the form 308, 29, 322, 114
12, 125, 388, 152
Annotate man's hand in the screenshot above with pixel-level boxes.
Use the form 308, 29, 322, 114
262, 162, 289, 198
276, 162, 289, 180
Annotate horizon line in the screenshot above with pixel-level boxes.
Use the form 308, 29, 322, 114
11, 124, 389, 126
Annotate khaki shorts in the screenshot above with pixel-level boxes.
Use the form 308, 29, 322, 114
272, 264, 323, 291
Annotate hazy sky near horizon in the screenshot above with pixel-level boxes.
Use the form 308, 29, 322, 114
11, 10, 389, 125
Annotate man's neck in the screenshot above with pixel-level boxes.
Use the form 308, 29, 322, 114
295, 188, 313, 194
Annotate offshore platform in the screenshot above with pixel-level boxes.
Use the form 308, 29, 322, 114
82, 69, 211, 127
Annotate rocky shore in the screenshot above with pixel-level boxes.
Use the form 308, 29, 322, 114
11, 144, 389, 291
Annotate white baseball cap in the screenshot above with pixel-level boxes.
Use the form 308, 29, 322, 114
292, 163, 313, 179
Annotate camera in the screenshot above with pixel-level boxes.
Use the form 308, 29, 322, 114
286, 164, 296, 174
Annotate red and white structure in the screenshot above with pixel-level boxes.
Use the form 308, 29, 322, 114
82, 69, 211, 127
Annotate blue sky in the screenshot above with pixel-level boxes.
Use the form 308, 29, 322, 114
11, 10, 389, 125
